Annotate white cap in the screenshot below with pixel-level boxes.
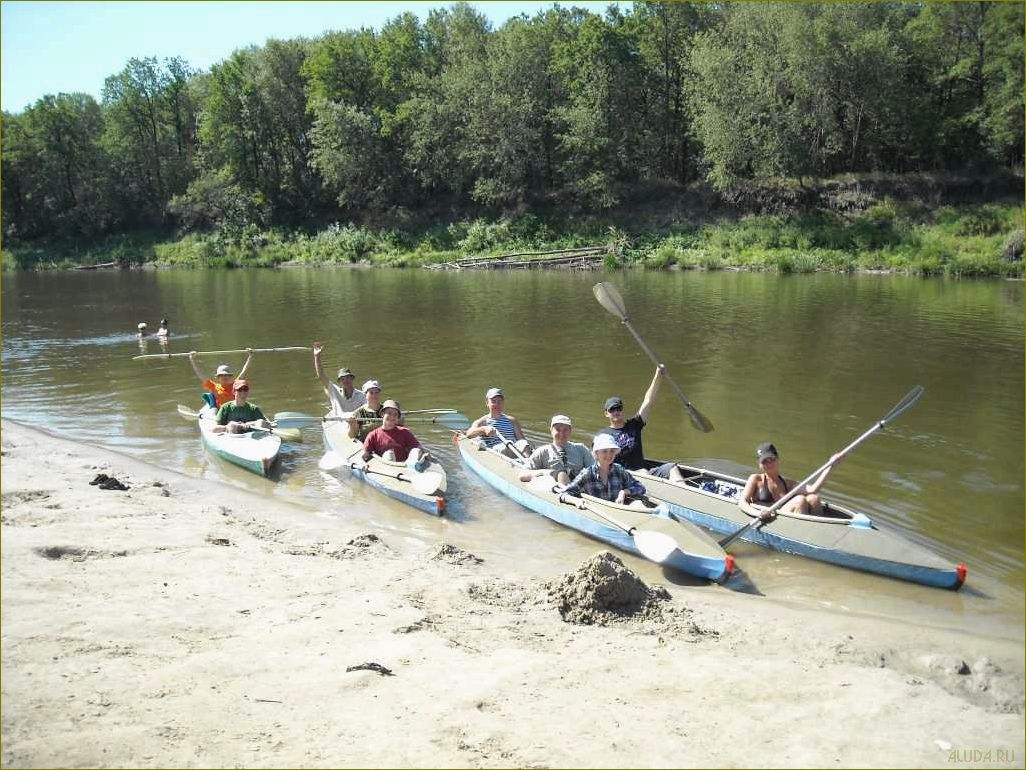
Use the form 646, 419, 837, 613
215, 364, 233, 376
486, 387, 504, 399
137, 322, 147, 330
592, 433, 620, 453
550, 414, 572, 428
362, 379, 381, 392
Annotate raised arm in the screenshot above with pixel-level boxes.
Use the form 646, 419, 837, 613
312, 342, 332, 393
188, 351, 207, 384
636, 365, 665, 424
236, 349, 254, 380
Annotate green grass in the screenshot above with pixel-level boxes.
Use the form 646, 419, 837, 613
4, 199, 1022, 278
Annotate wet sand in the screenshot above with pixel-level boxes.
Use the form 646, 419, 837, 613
1, 419, 1023, 768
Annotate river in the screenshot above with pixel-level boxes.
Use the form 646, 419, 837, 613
2, 267, 1022, 639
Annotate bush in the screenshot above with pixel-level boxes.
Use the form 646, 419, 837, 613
1002, 229, 1024, 261
955, 206, 1005, 237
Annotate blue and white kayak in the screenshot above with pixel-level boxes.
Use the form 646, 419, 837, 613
322, 419, 447, 516
636, 462, 967, 590
455, 433, 733, 581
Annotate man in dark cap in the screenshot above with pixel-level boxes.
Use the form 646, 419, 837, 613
597, 365, 665, 471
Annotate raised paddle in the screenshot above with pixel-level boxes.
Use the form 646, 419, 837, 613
525, 475, 679, 563
592, 282, 714, 433
719, 385, 926, 550
134, 346, 310, 360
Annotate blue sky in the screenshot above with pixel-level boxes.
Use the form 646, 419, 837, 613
1, 0, 620, 112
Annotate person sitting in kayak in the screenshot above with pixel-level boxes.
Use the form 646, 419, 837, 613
213, 379, 272, 435
519, 414, 593, 485
348, 379, 384, 440
465, 387, 531, 458
312, 341, 366, 416
741, 442, 839, 520
360, 400, 432, 472
558, 433, 646, 505
190, 349, 254, 409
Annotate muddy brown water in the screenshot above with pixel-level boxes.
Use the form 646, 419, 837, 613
2, 268, 1022, 639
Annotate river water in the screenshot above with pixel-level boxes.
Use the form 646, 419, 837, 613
2, 268, 1022, 639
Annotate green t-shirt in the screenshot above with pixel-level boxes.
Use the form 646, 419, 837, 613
216, 401, 266, 425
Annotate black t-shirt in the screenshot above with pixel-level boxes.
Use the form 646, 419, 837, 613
599, 416, 646, 470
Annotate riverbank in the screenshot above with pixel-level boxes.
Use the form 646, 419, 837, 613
2, 418, 1023, 768
3, 176, 1023, 277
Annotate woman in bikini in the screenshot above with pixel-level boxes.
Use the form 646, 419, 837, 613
741, 442, 838, 520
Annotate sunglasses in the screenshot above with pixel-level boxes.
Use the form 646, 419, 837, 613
235, 387, 249, 392
607, 405, 623, 412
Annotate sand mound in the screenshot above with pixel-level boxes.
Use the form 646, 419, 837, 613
429, 543, 484, 565
547, 551, 670, 625
332, 533, 391, 559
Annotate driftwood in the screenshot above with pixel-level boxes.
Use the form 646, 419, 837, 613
426, 245, 612, 271
74, 261, 118, 270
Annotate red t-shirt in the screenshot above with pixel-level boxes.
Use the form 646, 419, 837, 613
363, 426, 421, 462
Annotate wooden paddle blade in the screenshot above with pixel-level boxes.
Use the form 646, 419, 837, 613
593, 282, 630, 321
633, 530, 679, 564
318, 451, 348, 471
410, 471, 444, 495
176, 404, 200, 419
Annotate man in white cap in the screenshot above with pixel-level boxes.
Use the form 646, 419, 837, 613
136, 322, 148, 337
312, 341, 365, 416
519, 414, 593, 485
347, 378, 385, 440
558, 432, 646, 505
466, 387, 531, 458
189, 349, 254, 408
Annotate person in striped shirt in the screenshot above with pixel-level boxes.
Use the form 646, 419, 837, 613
465, 387, 532, 458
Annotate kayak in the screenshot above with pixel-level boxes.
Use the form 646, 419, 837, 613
197, 405, 281, 477
635, 461, 967, 589
322, 419, 447, 516
455, 433, 733, 581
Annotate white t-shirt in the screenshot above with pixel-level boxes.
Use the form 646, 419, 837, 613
328, 384, 366, 416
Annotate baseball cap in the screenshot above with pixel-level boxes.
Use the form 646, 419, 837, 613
362, 379, 381, 392
215, 364, 233, 376
380, 399, 401, 415
603, 396, 624, 411
486, 387, 504, 399
550, 414, 572, 428
592, 433, 620, 452
137, 322, 147, 330
336, 367, 355, 379
756, 442, 779, 461
233, 379, 250, 392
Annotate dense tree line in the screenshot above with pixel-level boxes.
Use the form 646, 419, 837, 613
2, 1, 1022, 244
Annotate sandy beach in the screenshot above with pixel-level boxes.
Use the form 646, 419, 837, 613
1, 418, 1023, 768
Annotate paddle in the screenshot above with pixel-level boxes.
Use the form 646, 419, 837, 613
719, 385, 926, 549
134, 346, 310, 360
526, 475, 679, 563
175, 404, 301, 442
592, 282, 714, 433
351, 463, 444, 495
274, 412, 470, 430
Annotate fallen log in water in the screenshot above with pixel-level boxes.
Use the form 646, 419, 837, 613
425, 245, 611, 270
